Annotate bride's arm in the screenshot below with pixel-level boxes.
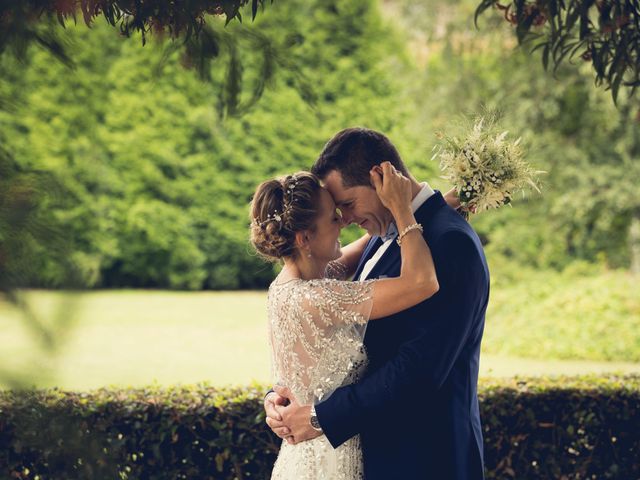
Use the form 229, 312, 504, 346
367, 164, 439, 319
333, 188, 459, 279
369, 209, 437, 320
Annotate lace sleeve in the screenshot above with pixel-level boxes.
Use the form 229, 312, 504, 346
301, 278, 375, 328
325, 260, 349, 280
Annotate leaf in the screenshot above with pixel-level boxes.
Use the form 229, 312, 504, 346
607, 35, 628, 85
224, 38, 242, 117
565, 4, 581, 32
593, 42, 610, 79
474, 0, 496, 28
542, 42, 551, 71
553, 41, 578, 75
610, 67, 624, 105
569, 39, 588, 59
516, 10, 536, 44
579, 0, 595, 41
56, 11, 66, 28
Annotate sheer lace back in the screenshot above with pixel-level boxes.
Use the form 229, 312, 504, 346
268, 265, 375, 479
268, 273, 374, 405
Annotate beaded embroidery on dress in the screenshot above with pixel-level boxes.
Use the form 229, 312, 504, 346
268, 262, 375, 480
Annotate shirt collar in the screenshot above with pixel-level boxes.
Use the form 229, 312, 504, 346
411, 182, 435, 212
380, 182, 435, 242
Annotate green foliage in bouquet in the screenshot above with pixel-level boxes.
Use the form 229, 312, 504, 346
0, 376, 638, 479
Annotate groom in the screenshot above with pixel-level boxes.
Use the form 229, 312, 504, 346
264, 127, 490, 479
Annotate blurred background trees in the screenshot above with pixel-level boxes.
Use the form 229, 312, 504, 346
1, 0, 638, 292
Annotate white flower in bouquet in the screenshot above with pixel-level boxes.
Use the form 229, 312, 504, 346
433, 116, 544, 214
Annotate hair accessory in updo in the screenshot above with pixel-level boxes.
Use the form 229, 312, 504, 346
251, 175, 300, 229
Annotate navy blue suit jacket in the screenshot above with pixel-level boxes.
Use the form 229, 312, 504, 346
315, 192, 490, 480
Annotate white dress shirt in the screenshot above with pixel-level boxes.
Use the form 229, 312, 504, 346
358, 182, 435, 281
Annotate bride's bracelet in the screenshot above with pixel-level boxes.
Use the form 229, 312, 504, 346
396, 223, 423, 246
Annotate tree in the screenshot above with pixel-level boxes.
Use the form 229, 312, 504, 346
0, 0, 409, 290
390, 0, 640, 271
0, 0, 267, 44
475, 0, 640, 107
0, 0, 316, 118
0, 0, 278, 386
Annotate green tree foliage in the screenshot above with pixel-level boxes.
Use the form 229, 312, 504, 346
393, 0, 640, 270
0, 0, 408, 289
2, 0, 638, 290
475, 0, 640, 105
1, 1, 311, 119
0, 0, 267, 46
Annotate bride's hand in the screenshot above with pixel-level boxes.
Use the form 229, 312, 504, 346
271, 385, 322, 444
370, 161, 412, 215
444, 187, 475, 220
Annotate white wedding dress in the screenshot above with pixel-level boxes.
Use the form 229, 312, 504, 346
268, 263, 375, 480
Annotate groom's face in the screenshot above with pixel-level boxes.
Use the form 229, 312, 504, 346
322, 169, 393, 237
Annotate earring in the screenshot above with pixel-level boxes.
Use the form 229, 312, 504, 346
307, 250, 312, 259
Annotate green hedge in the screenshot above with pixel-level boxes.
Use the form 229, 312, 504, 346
480, 375, 639, 479
1, 375, 638, 479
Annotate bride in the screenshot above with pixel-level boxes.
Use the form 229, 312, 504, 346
250, 163, 459, 479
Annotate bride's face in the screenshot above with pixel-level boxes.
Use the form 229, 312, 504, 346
306, 188, 344, 262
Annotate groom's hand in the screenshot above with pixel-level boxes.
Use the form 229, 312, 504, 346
272, 385, 323, 445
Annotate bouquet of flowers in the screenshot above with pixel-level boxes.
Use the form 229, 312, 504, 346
433, 116, 544, 216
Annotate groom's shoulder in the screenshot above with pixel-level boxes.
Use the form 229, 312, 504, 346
429, 210, 484, 252
428, 204, 473, 234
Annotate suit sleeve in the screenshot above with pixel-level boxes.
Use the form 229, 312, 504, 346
315, 230, 488, 448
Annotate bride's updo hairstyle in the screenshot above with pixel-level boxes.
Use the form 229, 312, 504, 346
250, 172, 323, 262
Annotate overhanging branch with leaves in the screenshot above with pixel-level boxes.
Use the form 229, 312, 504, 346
1, 0, 270, 43
475, 0, 640, 104
0, 0, 318, 118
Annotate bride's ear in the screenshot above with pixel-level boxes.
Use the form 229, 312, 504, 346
295, 230, 311, 251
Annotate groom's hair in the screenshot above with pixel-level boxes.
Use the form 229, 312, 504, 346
311, 127, 409, 188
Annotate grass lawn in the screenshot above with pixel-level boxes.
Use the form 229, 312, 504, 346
484, 266, 640, 361
0, 290, 271, 390
0, 268, 638, 390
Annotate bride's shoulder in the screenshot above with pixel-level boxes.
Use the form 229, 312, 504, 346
298, 278, 372, 301
270, 277, 347, 296
271, 276, 342, 286
303, 277, 348, 289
